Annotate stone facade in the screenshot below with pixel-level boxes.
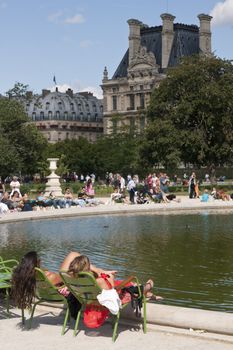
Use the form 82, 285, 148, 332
24, 88, 103, 143
101, 13, 212, 135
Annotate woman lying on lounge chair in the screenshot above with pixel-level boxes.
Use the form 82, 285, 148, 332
65, 255, 162, 300
11, 251, 116, 310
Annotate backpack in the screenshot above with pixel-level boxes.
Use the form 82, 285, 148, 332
120, 285, 144, 317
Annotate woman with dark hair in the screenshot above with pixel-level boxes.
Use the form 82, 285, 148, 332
11, 251, 39, 309
85, 179, 95, 197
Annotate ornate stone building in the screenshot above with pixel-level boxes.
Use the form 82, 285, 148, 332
25, 88, 103, 143
101, 13, 212, 134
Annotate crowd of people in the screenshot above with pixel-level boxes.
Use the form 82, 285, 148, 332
0, 172, 233, 215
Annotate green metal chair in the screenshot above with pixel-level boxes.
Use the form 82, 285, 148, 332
0, 266, 12, 315
0, 258, 19, 270
28, 267, 70, 335
59, 271, 147, 342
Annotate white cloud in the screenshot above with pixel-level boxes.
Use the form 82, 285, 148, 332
48, 11, 63, 23
80, 86, 103, 99
210, 0, 233, 26
79, 40, 92, 48
64, 14, 85, 24
0, 1, 7, 9
49, 84, 72, 93
48, 83, 103, 99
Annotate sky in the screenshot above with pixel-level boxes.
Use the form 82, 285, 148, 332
0, 0, 233, 98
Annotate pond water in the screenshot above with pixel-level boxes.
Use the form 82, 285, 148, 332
0, 211, 233, 312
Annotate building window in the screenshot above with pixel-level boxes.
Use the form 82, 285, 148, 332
130, 86, 134, 91
56, 111, 60, 119
72, 112, 76, 120
130, 118, 135, 134
129, 95, 135, 110
32, 112, 36, 121
112, 95, 117, 110
78, 103, 82, 111
26, 103, 30, 111
40, 111, 44, 120
80, 112, 83, 121
87, 113, 91, 121
93, 104, 97, 113
70, 103, 74, 111
140, 115, 145, 131
140, 93, 145, 109
86, 103, 90, 112
46, 102, 50, 110
140, 85, 143, 91
100, 105, 103, 113
48, 111, 52, 119
112, 119, 118, 134
64, 112, 68, 120
58, 102, 62, 110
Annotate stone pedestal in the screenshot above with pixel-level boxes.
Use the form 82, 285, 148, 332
44, 158, 63, 197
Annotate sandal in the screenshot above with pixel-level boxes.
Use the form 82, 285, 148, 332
147, 294, 163, 301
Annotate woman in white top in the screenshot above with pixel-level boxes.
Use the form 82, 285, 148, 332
10, 176, 21, 196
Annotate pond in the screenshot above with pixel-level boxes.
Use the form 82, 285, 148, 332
0, 211, 233, 312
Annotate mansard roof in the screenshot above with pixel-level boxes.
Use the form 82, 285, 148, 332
24, 89, 103, 122
112, 23, 199, 79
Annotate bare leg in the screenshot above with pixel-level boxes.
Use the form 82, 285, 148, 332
144, 279, 163, 301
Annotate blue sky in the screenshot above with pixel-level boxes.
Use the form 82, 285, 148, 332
1, 0, 233, 98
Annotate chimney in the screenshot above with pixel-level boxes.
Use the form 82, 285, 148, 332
26, 91, 33, 99
66, 88, 73, 98
198, 14, 212, 55
161, 13, 176, 69
42, 89, 50, 98
127, 19, 141, 65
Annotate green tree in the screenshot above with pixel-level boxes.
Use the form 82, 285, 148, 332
5, 82, 30, 99
141, 55, 233, 178
0, 98, 48, 176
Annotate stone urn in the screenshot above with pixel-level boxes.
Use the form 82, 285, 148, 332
44, 158, 63, 197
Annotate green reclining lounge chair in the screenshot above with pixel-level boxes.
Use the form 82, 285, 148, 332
28, 267, 70, 335
59, 271, 147, 342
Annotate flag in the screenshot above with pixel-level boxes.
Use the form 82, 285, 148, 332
53, 75, 57, 85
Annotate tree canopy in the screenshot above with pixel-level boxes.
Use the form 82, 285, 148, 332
0, 98, 48, 177
140, 55, 233, 175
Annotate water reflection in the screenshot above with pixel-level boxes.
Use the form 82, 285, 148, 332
0, 212, 233, 312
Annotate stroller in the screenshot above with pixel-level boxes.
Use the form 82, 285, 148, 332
136, 190, 149, 204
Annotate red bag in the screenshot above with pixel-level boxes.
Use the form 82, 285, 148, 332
83, 304, 109, 328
